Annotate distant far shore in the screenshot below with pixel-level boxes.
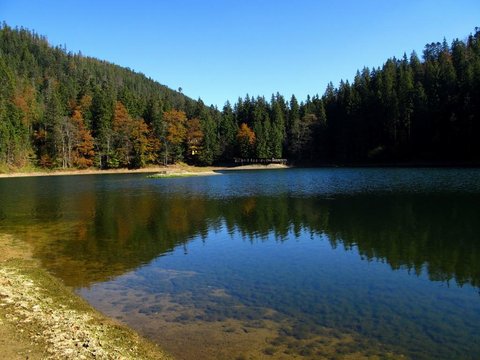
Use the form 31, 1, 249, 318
2, 161, 480, 179
0, 163, 290, 179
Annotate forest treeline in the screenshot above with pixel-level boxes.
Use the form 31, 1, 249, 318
1, 23, 480, 170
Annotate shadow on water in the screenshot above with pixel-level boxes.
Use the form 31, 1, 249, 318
0, 168, 479, 359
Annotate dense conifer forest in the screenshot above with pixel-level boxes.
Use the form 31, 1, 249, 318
1, 23, 479, 170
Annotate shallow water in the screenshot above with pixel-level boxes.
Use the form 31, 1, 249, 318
1, 168, 479, 359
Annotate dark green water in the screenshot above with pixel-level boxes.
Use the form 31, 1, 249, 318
1, 168, 479, 359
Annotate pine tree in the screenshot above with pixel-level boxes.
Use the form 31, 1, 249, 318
219, 101, 238, 160
270, 95, 286, 158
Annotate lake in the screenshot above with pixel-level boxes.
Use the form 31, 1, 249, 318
0, 168, 479, 359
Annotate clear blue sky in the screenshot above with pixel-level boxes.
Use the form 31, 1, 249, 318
1, 0, 479, 108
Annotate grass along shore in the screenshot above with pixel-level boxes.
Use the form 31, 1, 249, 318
0, 163, 289, 179
0, 234, 173, 359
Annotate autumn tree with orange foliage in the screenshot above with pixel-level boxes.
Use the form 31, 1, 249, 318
112, 101, 150, 168
71, 109, 95, 168
13, 83, 39, 132
46, 106, 94, 169
237, 123, 256, 158
186, 117, 204, 163
163, 109, 187, 165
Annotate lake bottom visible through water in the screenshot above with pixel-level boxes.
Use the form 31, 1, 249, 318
79, 227, 410, 360
1, 168, 479, 359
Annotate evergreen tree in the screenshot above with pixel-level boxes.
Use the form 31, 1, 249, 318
270, 94, 286, 158
199, 111, 219, 165
287, 95, 300, 158
218, 101, 238, 160
252, 97, 271, 158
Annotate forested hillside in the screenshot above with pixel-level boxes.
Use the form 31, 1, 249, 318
0, 23, 216, 169
1, 23, 480, 170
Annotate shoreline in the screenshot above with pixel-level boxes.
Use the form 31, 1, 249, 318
2, 161, 479, 179
0, 163, 290, 179
0, 234, 172, 360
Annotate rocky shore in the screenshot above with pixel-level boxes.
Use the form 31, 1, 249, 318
0, 234, 172, 359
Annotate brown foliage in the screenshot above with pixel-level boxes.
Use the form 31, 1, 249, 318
186, 117, 204, 157
163, 109, 187, 145
71, 109, 95, 168
79, 95, 93, 113
112, 101, 150, 167
237, 123, 256, 145
161, 109, 187, 164
237, 123, 256, 158
13, 83, 38, 127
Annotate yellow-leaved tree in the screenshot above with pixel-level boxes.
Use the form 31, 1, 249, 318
162, 109, 187, 165
237, 123, 256, 158
186, 117, 204, 163
112, 101, 149, 168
